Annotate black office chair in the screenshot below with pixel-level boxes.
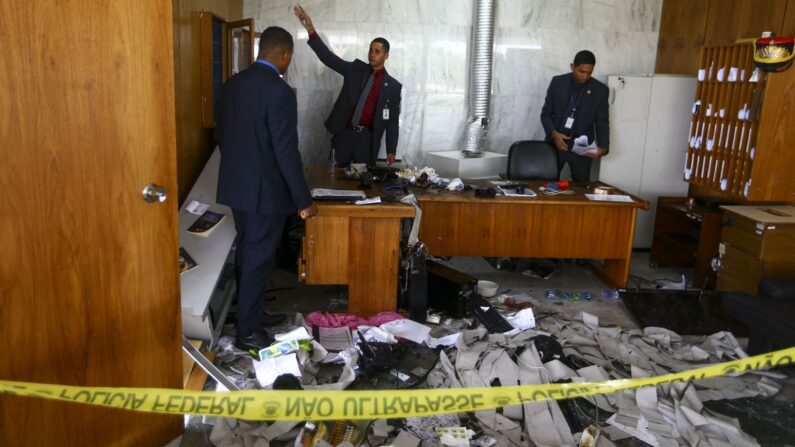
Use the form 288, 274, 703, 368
504, 140, 559, 181
489, 141, 559, 272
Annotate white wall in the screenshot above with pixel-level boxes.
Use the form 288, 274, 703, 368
244, 0, 663, 167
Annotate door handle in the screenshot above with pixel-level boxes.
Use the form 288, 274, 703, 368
142, 183, 167, 203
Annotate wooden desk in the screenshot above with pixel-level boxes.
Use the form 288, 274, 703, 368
415, 182, 649, 288
299, 168, 415, 316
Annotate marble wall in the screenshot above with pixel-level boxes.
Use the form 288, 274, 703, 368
244, 0, 663, 167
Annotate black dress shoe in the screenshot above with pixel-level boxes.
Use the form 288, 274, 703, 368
235, 331, 274, 352
262, 312, 287, 327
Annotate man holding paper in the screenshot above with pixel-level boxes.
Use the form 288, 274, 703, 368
540, 50, 609, 181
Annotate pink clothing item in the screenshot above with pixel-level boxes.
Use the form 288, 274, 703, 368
304, 311, 404, 329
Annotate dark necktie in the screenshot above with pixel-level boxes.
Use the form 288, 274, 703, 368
351, 72, 376, 127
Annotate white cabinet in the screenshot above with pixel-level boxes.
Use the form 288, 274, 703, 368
601, 75, 696, 248
179, 147, 236, 345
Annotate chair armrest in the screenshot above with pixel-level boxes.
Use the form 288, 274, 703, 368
758, 277, 795, 301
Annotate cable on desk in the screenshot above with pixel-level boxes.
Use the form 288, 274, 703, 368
539, 187, 575, 196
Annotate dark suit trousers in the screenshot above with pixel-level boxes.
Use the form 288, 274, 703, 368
557, 149, 593, 182
231, 209, 288, 338
333, 127, 374, 166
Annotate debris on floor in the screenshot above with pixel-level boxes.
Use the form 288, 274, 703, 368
198, 290, 791, 447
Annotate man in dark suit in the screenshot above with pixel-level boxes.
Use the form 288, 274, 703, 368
540, 50, 610, 181
216, 26, 317, 352
295, 5, 402, 167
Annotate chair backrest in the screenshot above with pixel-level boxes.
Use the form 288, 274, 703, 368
506, 140, 559, 180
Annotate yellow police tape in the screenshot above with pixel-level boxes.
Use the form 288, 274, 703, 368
1, 347, 792, 421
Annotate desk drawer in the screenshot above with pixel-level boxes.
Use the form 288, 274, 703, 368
717, 244, 761, 294
721, 215, 763, 258
303, 216, 349, 284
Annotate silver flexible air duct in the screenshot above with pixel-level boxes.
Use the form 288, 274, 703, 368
462, 0, 496, 158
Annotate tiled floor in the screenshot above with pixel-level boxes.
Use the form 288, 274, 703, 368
265, 251, 690, 329
166, 251, 795, 446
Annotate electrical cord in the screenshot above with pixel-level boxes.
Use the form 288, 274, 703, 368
539, 187, 575, 195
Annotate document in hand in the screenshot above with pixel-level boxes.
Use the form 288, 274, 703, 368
572, 135, 598, 156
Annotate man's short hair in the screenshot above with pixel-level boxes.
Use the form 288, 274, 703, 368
573, 50, 596, 66
258, 26, 293, 57
371, 37, 390, 53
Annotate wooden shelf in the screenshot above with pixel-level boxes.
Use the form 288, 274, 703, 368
687, 43, 795, 202
651, 197, 724, 288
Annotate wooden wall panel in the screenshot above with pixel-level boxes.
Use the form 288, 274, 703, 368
782, 0, 795, 34
749, 66, 795, 202
655, 0, 795, 74
172, 0, 242, 205
655, 0, 709, 74
704, 0, 788, 46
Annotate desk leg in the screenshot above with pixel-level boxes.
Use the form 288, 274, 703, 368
592, 259, 630, 288
591, 208, 637, 288
347, 217, 401, 316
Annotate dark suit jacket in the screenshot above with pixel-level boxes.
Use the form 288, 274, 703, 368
540, 73, 610, 153
216, 63, 312, 215
308, 36, 402, 156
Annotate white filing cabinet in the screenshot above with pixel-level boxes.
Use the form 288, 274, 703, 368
601, 74, 696, 248
179, 147, 236, 345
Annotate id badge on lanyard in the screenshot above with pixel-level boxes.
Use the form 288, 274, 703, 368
565, 88, 582, 130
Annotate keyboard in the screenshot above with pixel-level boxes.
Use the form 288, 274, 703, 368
467, 297, 514, 333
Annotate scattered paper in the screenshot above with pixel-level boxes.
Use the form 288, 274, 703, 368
274, 327, 312, 342
392, 430, 422, 447
358, 326, 398, 344
447, 178, 465, 191
428, 332, 462, 348
585, 194, 633, 203
185, 200, 210, 215
606, 414, 659, 447
355, 197, 381, 205
380, 319, 432, 345
253, 353, 302, 387
505, 308, 536, 334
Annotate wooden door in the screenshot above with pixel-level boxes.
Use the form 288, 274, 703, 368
0, 1, 182, 446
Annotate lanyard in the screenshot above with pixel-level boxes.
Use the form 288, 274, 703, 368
568, 84, 586, 117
